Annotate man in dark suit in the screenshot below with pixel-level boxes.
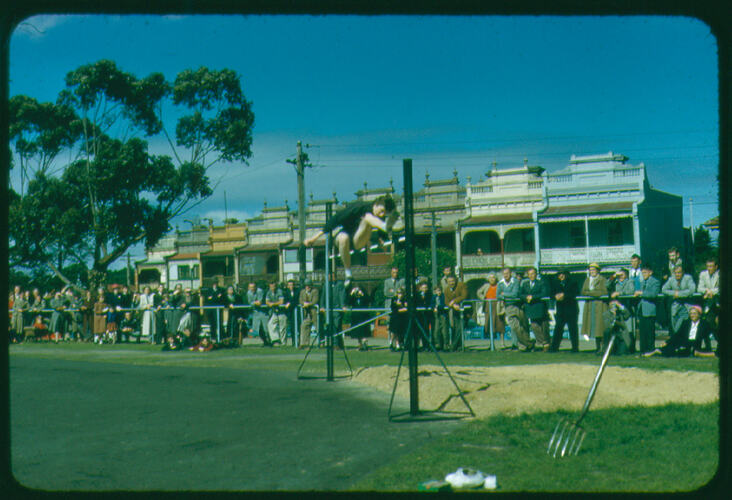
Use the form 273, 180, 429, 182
520, 267, 550, 351
644, 305, 715, 357
550, 269, 579, 352
282, 279, 299, 346
634, 263, 661, 355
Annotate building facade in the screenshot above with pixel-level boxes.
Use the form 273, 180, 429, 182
135, 152, 686, 293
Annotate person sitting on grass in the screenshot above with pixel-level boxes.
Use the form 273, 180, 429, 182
303, 195, 400, 287
32, 315, 49, 342
644, 305, 715, 358
119, 311, 140, 343
162, 333, 183, 351
189, 335, 216, 352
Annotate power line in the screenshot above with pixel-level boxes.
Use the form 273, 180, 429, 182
314, 129, 718, 149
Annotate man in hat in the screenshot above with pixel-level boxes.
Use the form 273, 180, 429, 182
634, 263, 661, 355
581, 262, 609, 354
304, 195, 400, 286
550, 268, 579, 352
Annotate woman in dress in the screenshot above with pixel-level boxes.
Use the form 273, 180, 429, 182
581, 262, 609, 354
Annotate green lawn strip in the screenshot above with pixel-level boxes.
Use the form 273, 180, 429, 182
9, 343, 719, 374
351, 403, 719, 492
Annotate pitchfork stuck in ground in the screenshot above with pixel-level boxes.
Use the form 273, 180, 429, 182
547, 334, 617, 458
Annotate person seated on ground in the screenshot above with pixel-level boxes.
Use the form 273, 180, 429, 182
162, 333, 183, 351
119, 311, 140, 343
303, 195, 400, 286
32, 315, 49, 342
644, 305, 715, 358
189, 335, 215, 352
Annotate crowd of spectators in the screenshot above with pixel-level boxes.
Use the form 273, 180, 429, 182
9, 247, 720, 358
7, 278, 375, 352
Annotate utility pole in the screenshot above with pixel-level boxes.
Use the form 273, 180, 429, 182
689, 197, 695, 243
287, 141, 308, 288
126, 253, 131, 287
424, 211, 441, 287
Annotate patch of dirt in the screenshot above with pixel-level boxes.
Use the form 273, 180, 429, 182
351, 363, 718, 418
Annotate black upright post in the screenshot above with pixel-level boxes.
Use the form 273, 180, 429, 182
325, 202, 334, 381
402, 159, 419, 415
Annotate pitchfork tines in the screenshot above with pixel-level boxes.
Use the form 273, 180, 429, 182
547, 334, 617, 458
547, 417, 587, 457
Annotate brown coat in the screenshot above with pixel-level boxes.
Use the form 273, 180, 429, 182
444, 281, 468, 310
93, 301, 108, 335
581, 275, 608, 337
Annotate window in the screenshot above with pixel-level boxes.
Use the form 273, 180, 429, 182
178, 264, 199, 280
570, 226, 585, 248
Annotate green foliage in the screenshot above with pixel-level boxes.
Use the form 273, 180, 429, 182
173, 67, 254, 164
693, 226, 717, 273
390, 247, 456, 282
9, 60, 255, 287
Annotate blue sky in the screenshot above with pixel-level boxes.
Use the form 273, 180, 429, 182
9, 14, 719, 265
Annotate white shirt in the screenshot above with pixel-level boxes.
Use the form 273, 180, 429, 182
688, 320, 700, 341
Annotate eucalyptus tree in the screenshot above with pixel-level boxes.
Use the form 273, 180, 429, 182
9, 60, 255, 287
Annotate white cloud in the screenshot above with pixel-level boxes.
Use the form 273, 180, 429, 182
200, 209, 255, 225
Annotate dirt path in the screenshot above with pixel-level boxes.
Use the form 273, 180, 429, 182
352, 363, 719, 417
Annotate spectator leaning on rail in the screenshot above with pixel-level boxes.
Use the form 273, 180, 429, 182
430, 284, 449, 351
497, 267, 530, 352
628, 254, 643, 291
697, 258, 720, 332
444, 274, 468, 352
634, 263, 662, 356
10, 286, 27, 343
282, 279, 299, 345
266, 281, 288, 345
298, 279, 319, 349
389, 287, 409, 351
222, 285, 242, 342
520, 267, 551, 352
550, 269, 580, 353
477, 273, 504, 345
413, 278, 432, 351
661, 265, 696, 336
383, 266, 405, 350
608, 268, 637, 354
581, 262, 609, 355
246, 282, 271, 346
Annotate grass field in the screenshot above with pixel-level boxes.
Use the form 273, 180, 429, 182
9, 341, 722, 493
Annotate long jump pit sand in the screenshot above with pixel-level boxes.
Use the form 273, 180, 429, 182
351, 363, 719, 417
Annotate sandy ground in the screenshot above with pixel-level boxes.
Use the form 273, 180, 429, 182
352, 363, 719, 418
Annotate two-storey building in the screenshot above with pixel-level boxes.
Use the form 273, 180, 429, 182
537, 152, 682, 273
460, 160, 545, 284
